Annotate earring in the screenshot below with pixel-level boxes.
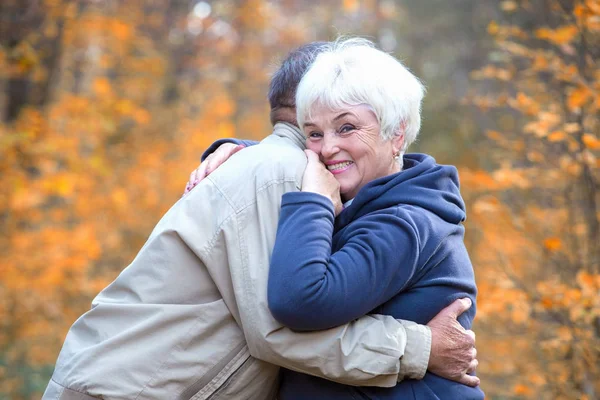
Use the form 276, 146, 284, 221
393, 151, 400, 161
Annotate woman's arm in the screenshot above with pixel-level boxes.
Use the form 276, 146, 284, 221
200, 138, 258, 161
184, 139, 258, 195
267, 191, 421, 331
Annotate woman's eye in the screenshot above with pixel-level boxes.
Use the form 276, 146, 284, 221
308, 132, 323, 139
339, 125, 355, 134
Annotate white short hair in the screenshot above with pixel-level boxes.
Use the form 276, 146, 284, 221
296, 37, 425, 150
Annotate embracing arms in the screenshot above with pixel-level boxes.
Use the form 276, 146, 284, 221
183, 140, 479, 386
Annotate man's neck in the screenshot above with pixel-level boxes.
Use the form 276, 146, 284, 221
270, 106, 298, 128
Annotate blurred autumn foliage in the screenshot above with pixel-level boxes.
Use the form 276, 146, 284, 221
463, 0, 600, 398
0, 0, 598, 399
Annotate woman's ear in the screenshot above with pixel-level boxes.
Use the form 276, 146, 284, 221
391, 121, 406, 155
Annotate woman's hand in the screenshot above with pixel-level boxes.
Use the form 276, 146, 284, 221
301, 150, 343, 216
183, 143, 245, 195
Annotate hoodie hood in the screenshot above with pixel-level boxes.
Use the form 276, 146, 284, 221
335, 153, 466, 230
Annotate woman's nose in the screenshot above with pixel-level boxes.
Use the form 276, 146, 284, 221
321, 134, 339, 158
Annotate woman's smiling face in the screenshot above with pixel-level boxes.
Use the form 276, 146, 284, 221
303, 103, 402, 201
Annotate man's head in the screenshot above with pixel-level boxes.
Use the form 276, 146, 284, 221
268, 41, 330, 126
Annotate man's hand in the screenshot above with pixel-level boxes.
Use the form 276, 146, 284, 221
301, 150, 343, 216
427, 298, 480, 387
183, 143, 245, 195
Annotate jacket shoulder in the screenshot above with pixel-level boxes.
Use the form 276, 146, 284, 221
207, 140, 307, 210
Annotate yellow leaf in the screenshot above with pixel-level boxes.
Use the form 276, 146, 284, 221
501, 1, 517, 12
564, 122, 581, 133
527, 372, 546, 386
557, 326, 572, 341
488, 21, 499, 35
527, 151, 544, 163
44, 21, 59, 38
486, 130, 503, 141
473, 197, 500, 214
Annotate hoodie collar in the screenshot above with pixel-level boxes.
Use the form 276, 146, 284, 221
336, 153, 466, 231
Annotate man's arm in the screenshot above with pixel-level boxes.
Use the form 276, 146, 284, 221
184, 140, 479, 387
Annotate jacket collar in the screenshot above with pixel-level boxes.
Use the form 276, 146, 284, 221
272, 122, 306, 150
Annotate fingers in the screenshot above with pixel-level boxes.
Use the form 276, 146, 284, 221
231, 143, 245, 156
183, 160, 209, 196
203, 142, 244, 177
442, 298, 472, 319
333, 200, 344, 217
183, 143, 246, 196
189, 169, 198, 186
458, 373, 480, 387
466, 330, 476, 344
304, 149, 319, 164
184, 166, 202, 195
206, 143, 240, 175
195, 159, 210, 182
466, 357, 479, 374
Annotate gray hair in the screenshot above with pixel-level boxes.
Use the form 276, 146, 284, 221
295, 37, 425, 153
268, 41, 330, 111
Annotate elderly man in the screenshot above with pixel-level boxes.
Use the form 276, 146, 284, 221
44, 41, 478, 400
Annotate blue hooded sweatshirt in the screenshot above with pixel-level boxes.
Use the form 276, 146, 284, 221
267, 153, 484, 400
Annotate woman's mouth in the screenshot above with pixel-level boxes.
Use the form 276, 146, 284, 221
326, 161, 354, 174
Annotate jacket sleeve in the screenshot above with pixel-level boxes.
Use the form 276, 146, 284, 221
201, 138, 259, 160
268, 192, 421, 332
245, 313, 431, 386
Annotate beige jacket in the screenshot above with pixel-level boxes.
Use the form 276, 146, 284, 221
43, 123, 431, 400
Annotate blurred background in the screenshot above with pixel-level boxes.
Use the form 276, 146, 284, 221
1, 0, 599, 398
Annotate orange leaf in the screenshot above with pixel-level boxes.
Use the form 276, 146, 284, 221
526, 151, 544, 163
514, 383, 533, 396
577, 270, 599, 290
568, 86, 592, 111
536, 25, 579, 45
543, 237, 562, 251
343, 0, 359, 13
582, 133, 600, 150
488, 21, 499, 35
92, 77, 112, 97
540, 297, 553, 309
547, 131, 567, 142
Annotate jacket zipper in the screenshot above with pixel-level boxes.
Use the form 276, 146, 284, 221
179, 341, 247, 400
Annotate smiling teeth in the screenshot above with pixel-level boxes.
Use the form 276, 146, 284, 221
327, 161, 353, 171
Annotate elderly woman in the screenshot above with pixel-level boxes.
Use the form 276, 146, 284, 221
188, 38, 483, 399
265, 39, 482, 399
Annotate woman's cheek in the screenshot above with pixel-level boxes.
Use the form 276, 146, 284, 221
306, 141, 321, 155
